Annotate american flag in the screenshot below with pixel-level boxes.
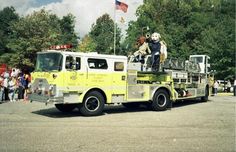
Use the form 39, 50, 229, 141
115, 0, 128, 13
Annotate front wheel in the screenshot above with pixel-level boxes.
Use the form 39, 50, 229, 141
79, 91, 105, 116
151, 89, 170, 111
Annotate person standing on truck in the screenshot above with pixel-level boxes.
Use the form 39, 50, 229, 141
213, 80, 219, 96
133, 36, 151, 63
149, 32, 161, 71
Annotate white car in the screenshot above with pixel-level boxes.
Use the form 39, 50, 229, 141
217, 80, 233, 92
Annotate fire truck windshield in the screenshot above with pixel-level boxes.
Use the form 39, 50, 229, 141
35, 53, 63, 72
190, 56, 203, 64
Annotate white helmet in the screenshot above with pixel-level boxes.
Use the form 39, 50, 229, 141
151, 32, 161, 42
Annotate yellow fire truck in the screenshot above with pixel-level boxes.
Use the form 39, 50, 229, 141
29, 48, 211, 116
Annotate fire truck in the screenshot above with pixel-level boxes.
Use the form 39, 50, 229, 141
29, 47, 211, 116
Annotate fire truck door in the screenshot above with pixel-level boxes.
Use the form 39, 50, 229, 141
112, 62, 126, 95
64, 56, 85, 91
86, 58, 111, 88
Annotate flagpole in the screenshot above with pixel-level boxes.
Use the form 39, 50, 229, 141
113, 0, 117, 55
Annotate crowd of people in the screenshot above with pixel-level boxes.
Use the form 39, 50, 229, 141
0, 69, 31, 103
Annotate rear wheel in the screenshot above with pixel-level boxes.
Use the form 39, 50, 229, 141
79, 91, 105, 116
151, 89, 170, 111
55, 104, 77, 112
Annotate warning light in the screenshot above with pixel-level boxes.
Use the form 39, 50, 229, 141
49, 44, 72, 50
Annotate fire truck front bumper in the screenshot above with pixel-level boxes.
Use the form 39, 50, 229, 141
28, 93, 64, 105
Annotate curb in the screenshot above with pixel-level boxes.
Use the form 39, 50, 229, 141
214, 93, 234, 96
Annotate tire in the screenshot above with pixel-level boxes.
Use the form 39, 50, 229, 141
201, 86, 209, 102
122, 102, 140, 109
151, 89, 170, 111
55, 104, 77, 112
79, 91, 105, 116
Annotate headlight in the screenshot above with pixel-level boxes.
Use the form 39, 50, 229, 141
49, 84, 56, 96
49, 84, 54, 91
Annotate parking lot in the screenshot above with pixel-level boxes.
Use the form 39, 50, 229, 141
0, 95, 235, 152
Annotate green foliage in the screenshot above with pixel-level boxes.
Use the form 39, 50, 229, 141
6, 9, 62, 67
89, 13, 121, 54
79, 35, 97, 52
1, 9, 78, 68
0, 2, 235, 80
0, 7, 19, 56
124, 0, 235, 79
60, 14, 78, 47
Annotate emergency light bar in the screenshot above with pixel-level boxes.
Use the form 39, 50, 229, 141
49, 44, 72, 50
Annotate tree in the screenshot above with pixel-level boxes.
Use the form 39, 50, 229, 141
0, 7, 19, 56
206, 0, 235, 80
59, 14, 78, 48
79, 35, 97, 52
89, 13, 121, 54
124, 0, 235, 79
7, 9, 62, 67
6, 9, 78, 68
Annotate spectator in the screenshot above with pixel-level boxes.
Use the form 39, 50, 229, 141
226, 80, 231, 93
0, 75, 3, 102
213, 80, 219, 96
11, 69, 17, 77
3, 75, 9, 101
234, 79, 236, 96
14, 76, 19, 101
23, 71, 31, 101
17, 73, 25, 101
8, 77, 16, 102
3, 70, 9, 78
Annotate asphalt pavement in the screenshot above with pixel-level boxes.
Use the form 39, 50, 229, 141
0, 95, 235, 152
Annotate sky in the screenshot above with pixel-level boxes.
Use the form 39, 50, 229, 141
0, 0, 143, 38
